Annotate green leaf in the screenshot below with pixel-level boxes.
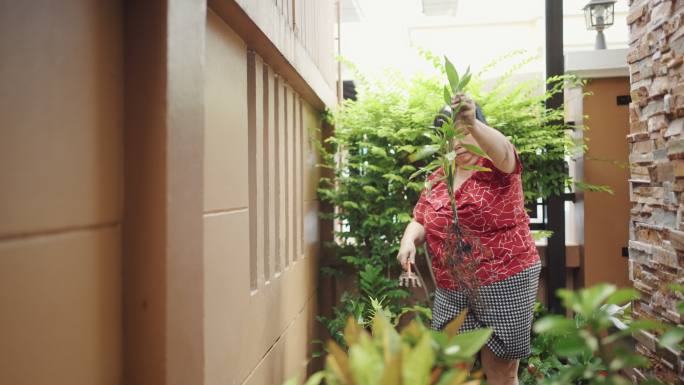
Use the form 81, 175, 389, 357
533, 315, 574, 335
394, 305, 432, 326
402, 334, 435, 385
460, 143, 488, 158
659, 327, 684, 348
372, 313, 402, 362
326, 341, 353, 384
342, 201, 361, 210
460, 165, 491, 172
400, 320, 423, 340
443, 310, 468, 338
371, 146, 388, 157
378, 352, 402, 385
609, 352, 649, 371
362, 185, 380, 195
444, 56, 460, 94
579, 284, 616, 314
349, 334, 385, 385
382, 173, 406, 183
606, 288, 640, 305
574, 181, 614, 194
669, 283, 684, 293
444, 328, 493, 359
435, 369, 468, 385
443, 124, 455, 138
531, 230, 553, 241
408, 145, 440, 163
344, 316, 363, 346
459, 66, 472, 90
553, 334, 588, 356
556, 289, 578, 312
303, 372, 326, 385
603, 320, 667, 345
398, 144, 416, 153
409, 160, 440, 180
397, 213, 412, 223
444, 85, 452, 105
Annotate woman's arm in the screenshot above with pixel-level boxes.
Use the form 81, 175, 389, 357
452, 93, 517, 174
402, 219, 425, 246
469, 119, 517, 174
396, 220, 426, 271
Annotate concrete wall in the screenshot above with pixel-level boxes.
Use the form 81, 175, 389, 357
627, 0, 684, 382
0, 1, 123, 384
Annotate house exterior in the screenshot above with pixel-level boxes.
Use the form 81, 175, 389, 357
0, 1, 338, 384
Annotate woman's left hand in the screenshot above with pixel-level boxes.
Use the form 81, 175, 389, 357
451, 92, 476, 132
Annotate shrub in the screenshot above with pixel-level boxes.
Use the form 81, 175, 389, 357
314, 65, 440, 344
293, 284, 671, 385
314, 51, 609, 345
289, 310, 490, 385
532, 284, 666, 385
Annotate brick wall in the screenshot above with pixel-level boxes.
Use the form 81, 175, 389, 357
627, 0, 684, 382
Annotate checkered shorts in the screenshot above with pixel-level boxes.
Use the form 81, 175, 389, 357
431, 261, 541, 360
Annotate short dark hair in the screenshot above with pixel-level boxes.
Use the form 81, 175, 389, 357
433, 103, 488, 128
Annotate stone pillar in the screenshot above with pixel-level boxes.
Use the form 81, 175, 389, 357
627, 0, 684, 382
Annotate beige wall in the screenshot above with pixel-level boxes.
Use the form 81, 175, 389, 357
204, 10, 322, 385
0, 1, 123, 384
122, 1, 207, 384
0, 1, 331, 384
230, 0, 337, 107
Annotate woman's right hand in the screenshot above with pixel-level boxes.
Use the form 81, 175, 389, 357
396, 239, 416, 271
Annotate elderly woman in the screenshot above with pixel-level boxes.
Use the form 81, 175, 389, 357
396, 93, 541, 385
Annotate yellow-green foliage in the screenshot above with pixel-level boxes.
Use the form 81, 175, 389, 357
288, 311, 491, 385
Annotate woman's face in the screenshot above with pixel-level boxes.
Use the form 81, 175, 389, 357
453, 134, 480, 166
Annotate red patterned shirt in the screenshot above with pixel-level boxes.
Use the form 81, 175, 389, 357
412, 151, 540, 289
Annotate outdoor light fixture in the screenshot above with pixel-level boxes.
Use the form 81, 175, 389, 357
583, 0, 616, 50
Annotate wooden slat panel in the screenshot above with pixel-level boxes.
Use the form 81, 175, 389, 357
255, 55, 266, 288
278, 79, 287, 270
292, 93, 299, 261
263, 63, 272, 281
299, 98, 305, 258
283, 85, 290, 267
247, 51, 258, 290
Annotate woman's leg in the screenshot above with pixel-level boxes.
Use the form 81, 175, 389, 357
481, 346, 519, 385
